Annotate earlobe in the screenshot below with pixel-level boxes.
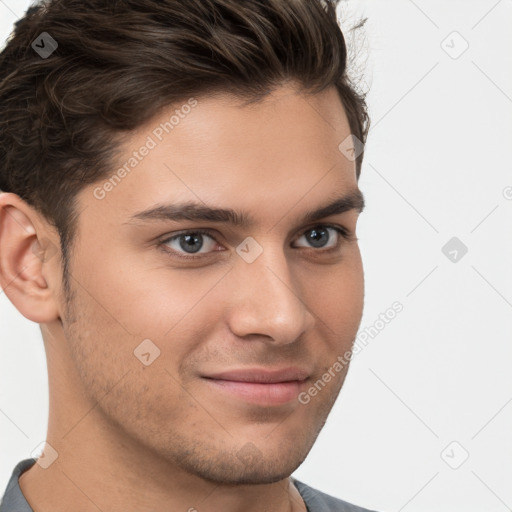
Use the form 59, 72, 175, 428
0, 193, 61, 324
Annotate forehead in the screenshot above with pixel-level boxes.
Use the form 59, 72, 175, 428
81, 84, 359, 229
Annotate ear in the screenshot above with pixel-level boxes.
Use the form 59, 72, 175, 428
0, 192, 62, 323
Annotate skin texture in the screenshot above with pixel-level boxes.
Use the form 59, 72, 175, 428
0, 82, 365, 512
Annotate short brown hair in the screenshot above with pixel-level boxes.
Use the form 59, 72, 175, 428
0, 0, 370, 298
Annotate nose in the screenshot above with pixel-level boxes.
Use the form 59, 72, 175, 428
225, 243, 316, 345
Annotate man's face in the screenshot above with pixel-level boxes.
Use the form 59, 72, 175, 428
57, 83, 364, 485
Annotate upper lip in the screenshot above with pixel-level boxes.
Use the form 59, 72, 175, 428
202, 367, 310, 383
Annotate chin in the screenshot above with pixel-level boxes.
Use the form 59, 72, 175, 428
178, 447, 307, 486
195, 464, 298, 486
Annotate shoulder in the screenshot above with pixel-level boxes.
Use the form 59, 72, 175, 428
292, 477, 381, 512
0, 458, 37, 512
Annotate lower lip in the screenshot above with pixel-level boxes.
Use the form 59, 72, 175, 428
203, 378, 304, 405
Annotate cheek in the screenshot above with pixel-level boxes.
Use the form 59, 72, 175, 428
62, 285, 195, 432
302, 250, 364, 338
79, 240, 227, 338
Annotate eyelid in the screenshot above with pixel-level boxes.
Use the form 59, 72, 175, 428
158, 223, 354, 260
158, 229, 221, 259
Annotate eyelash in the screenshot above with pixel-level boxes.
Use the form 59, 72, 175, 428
157, 224, 354, 261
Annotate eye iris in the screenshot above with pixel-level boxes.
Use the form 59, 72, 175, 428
180, 233, 203, 253
307, 227, 329, 248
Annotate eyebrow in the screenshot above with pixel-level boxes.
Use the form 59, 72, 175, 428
125, 188, 365, 228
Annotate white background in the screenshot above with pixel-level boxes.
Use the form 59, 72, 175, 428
1, 1, 511, 511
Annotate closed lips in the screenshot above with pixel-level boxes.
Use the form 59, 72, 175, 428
201, 367, 310, 383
